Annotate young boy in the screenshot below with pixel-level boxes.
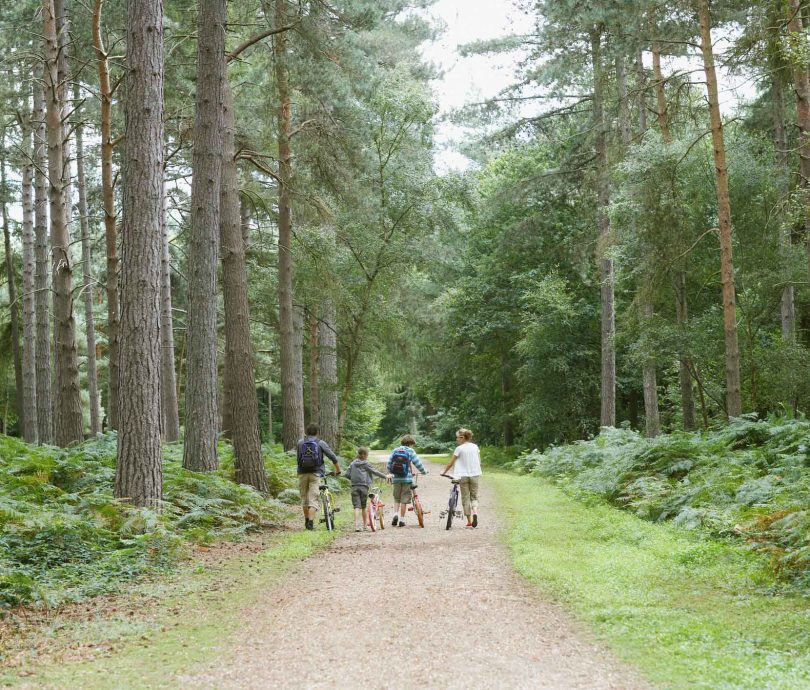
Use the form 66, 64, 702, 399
387, 434, 428, 527
344, 447, 392, 531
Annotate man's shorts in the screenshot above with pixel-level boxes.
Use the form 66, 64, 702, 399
351, 485, 369, 509
392, 482, 413, 504
299, 473, 321, 510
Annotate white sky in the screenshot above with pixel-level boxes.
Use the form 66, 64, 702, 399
421, 0, 758, 173
421, 0, 533, 172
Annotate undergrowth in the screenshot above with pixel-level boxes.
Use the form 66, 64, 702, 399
0, 433, 305, 612
511, 415, 810, 590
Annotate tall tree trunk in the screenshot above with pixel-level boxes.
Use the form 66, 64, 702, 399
635, 47, 647, 134
786, 0, 810, 327
697, 0, 742, 418
160, 185, 180, 441
674, 272, 697, 430
318, 296, 338, 450
308, 310, 319, 426
74, 83, 101, 436
21, 123, 38, 443
653, 32, 697, 428
622, 51, 661, 438
1, 153, 23, 434
274, 0, 304, 450
33, 74, 53, 444
294, 302, 305, 429
44, 0, 84, 446
220, 81, 266, 491
774, 78, 795, 340
115, 0, 164, 508
183, 0, 226, 472
93, 0, 120, 430
591, 28, 615, 428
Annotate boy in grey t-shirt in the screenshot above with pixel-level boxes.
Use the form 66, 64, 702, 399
345, 447, 391, 531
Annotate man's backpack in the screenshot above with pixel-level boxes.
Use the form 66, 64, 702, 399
390, 448, 410, 477
298, 438, 321, 472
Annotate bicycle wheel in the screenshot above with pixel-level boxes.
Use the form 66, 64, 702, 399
322, 492, 334, 531
367, 501, 377, 532
446, 489, 457, 530
414, 495, 425, 528
378, 504, 385, 531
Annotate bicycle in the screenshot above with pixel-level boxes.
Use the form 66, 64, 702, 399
366, 481, 386, 532
440, 474, 462, 530
319, 472, 341, 531
408, 476, 427, 528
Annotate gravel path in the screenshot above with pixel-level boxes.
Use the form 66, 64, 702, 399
181, 459, 649, 689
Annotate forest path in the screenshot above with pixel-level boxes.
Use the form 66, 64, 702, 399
180, 457, 649, 689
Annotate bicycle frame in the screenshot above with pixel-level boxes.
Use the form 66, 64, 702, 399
367, 482, 386, 531
319, 474, 340, 531
440, 474, 462, 529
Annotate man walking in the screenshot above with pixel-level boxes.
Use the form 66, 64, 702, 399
297, 423, 341, 530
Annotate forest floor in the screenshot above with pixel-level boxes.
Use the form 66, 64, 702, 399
4, 456, 648, 689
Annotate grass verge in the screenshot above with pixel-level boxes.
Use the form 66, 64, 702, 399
490, 471, 810, 690
1, 505, 348, 690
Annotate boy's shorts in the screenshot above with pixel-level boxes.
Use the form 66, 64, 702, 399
392, 482, 412, 504
299, 473, 321, 510
351, 485, 369, 509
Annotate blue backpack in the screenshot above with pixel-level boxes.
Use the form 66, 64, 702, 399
390, 448, 410, 476
298, 438, 321, 472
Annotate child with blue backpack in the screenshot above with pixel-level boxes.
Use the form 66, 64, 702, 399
387, 434, 427, 527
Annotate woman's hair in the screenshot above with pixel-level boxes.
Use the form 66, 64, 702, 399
401, 434, 416, 447
457, 428, 473, 441
357, 446, 369, 458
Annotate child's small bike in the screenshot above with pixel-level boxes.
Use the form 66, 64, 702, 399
366, 482, 386, 532
408, 477, 426, 528
440, 474, 462, 530
319, 472, 340, 531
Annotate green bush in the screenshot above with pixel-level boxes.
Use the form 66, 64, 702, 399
511, 416, 810, 588
0, 433, 287, 612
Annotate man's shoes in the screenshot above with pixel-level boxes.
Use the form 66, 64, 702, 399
391, 515, 399, 527
305, 519, 314, 531
472, 514, 478, 528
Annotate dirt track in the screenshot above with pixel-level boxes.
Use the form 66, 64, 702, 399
180, 459, 649, 689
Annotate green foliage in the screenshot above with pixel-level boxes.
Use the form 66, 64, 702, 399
0, 434, 289, 612
511, 417, 810, 588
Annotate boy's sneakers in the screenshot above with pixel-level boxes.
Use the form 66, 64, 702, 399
472, 514, 478, 528
305, 519, 314, 531
355, 527, 362, 532
398, 520, 405, 527
465, 521, 474, 529
391, 515, 399, 527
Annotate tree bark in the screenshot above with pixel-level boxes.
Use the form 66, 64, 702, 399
697, 0, 742, 418
44, 0, 84, 446
115, 0, 164, 508
318, 296, 338, 450
1, 154, 23, 435
33, 73, 53, 444
674, 272, 697, 430
93, 0, 120, 430
591, 28, 615, 428
220, 81, 267, 491
635, 47, 647, 134
308, 310, 319, 426
160, 185, 180, 442
274, 0, 304, 450
21, 122, 38, 443
183, 0, 226, 472
74, 83, 101, 436
651, 28, 671, 143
